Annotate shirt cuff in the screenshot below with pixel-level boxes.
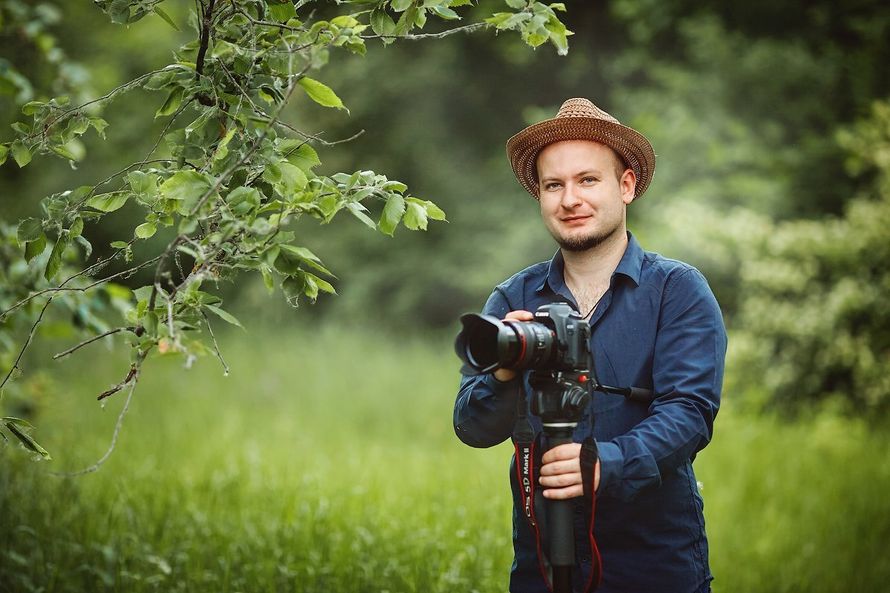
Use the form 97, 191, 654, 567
596, 441, 623, 496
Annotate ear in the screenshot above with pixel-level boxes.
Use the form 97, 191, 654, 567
620, 168, 637, 205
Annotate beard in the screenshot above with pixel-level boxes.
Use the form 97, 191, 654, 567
552, 220, 622, 252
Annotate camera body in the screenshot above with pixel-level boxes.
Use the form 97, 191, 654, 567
531, 303, 591, 372
455, 302, 591, 375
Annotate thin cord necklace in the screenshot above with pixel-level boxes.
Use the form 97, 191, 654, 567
580, 293, 604, 320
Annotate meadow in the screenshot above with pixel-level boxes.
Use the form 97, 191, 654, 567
1, 325, 889, 592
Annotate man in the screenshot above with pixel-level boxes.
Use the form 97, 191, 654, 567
453, 98, 727, 593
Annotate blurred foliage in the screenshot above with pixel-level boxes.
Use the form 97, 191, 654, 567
727, 102, 890, 415
1, 0, 889, 420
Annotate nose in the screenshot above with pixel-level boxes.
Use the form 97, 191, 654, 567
560, 182, 583, 209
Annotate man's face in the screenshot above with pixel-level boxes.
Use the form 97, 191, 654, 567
536, 140, 636, 252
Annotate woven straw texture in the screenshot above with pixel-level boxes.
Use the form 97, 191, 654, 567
506, 98, 656, 199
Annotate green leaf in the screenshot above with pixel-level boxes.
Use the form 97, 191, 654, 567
276, 162, 308, 194
298, 77, 346, 110
403, 201, 428, 230
153, 5, 180, 30
110, 240, 130, 249
86, 193, 130, 213
306, 272, 336, 295
17, 218, 42, 244
0, 144, 7, 166
204, 304, 243, 328
282, 276, 303, 307
107, 0, 131, 23
135, 222, 157, 239
3, 417, 35, 430
407, 197, 446, 221
345, 202, 377, 229
24, 234, 47, 263
90, 117, 109, 138
301, 273, 319, 302
278, 244, 334, 276
5, 422, 51, 460
370, 8, 396, 37
544, 14, 570, 55
267, 0, 296, 22
391, 0, 413, 12
68, 114, 91, 135
44, 236, 68, 281
128, 170, 158, 196
21, 101, 45, 116
285, 142, 321, 173
226, 186, 261, 210
50, 144, 78, 161
261, 264, 275, 294
431, 5, 460, 19
379, 194, 405, 236
211, 40, 237, 59
75, 235, 93, 259
69, 217, 84, 238
159, 170, 212, 203
486, 11, 529, 30
505, 0, 527, 8
11, 141, 31, 168
155, 86, 184, 118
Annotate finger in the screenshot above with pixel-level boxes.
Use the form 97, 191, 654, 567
539, 472, 581, 488
541, 443, 581, 464
504, 310, 534, 321
539, 458, 580, 476
542, 484, 584, 500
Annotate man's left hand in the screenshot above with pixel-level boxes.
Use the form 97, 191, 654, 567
539, 443, 600, 499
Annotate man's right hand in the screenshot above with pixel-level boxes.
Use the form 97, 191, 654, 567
493, 309, 534, 382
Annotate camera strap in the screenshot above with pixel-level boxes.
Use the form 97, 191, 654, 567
512, 393, 603, 592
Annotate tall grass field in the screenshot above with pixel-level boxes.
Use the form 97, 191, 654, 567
2, 325, 889, 592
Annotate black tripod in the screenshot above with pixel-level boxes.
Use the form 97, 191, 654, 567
529, 370, 591, 593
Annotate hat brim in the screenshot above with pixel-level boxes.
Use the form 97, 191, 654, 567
506, 117, 656, 199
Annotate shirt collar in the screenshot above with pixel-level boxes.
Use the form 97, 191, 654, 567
535, 231, 644, 294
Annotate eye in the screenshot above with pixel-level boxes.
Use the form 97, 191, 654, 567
543, 181, 562, 191
580, 176, 598, 185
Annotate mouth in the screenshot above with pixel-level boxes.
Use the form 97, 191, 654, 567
561, 215, 591, 224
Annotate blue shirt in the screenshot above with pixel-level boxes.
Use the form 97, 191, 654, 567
454, 232, 727, 593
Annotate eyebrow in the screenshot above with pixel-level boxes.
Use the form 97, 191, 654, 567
539, 170, 603, 183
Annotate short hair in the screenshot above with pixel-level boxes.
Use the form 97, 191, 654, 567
609, 148, 629, 181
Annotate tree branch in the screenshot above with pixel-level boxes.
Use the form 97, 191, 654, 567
0, 297, 54, 392
51, 355, 144, 477
195, 0, 217, 78
363, 22, 488, 41
52, 327, 137, 360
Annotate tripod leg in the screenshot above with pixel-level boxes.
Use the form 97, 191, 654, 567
547, 434, 575, 593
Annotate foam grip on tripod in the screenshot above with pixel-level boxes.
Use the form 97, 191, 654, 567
549, 498, 576, 567
627, 386, 655, 403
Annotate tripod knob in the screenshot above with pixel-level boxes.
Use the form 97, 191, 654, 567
562, 385, 589, 415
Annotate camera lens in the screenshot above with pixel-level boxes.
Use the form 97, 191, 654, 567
455, 314, 556, 374
505, 320, 556, 369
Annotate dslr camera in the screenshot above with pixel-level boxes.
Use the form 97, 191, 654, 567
455, 302, 590, 376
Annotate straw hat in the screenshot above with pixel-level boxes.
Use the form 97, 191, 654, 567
506, 98, 656, 199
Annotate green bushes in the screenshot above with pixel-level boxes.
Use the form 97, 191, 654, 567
728, 102, 890, 414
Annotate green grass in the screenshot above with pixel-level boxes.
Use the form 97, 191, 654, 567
1, 325, 889, 592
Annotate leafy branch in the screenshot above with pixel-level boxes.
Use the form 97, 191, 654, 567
0, 0, 571, 465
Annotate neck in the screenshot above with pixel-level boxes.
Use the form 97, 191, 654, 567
561, 229, 629, 290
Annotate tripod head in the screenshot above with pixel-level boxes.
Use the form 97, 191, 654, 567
529, 370, 591, 437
